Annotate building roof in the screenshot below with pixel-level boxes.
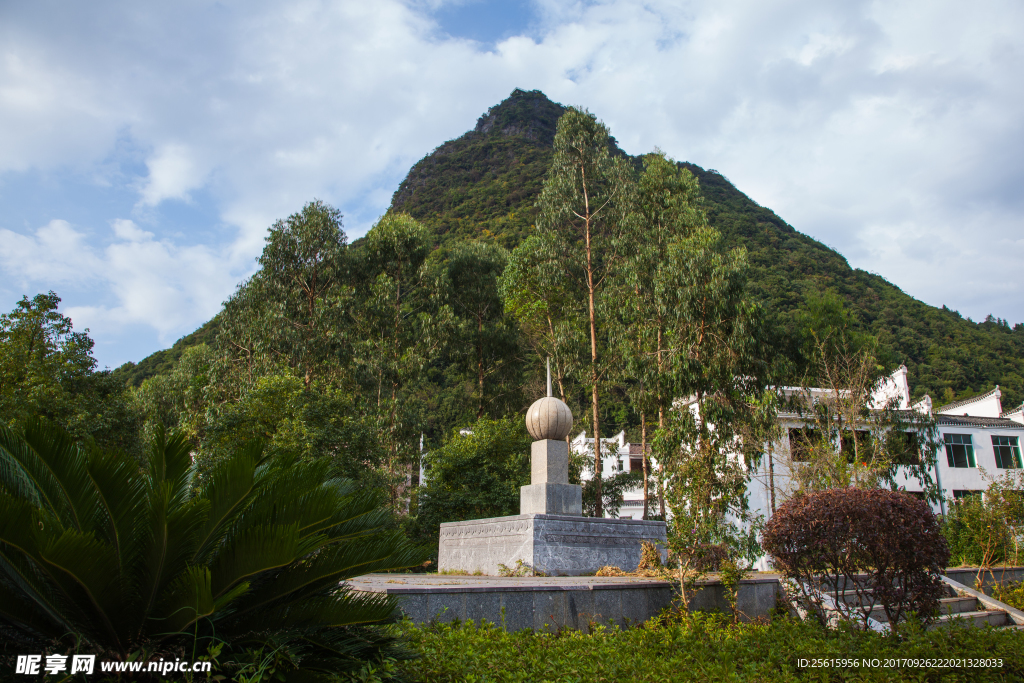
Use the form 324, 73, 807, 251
937, 386, 1000, 414
1002, 402, 1024, 419
936, 414, 1024, 430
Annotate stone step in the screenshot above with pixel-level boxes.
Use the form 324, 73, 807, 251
833, 589, 877, 607
941, 596, 981, 615
858, 597, 980, 623
830, 591, 976, 613
931, 609, 1010, 629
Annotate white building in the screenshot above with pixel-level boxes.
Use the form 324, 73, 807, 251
746, 374, 1024, 521
574, 369, 1024, 522
571, 430, 659, 520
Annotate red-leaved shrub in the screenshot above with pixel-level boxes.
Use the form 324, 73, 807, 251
762, 488, 950, 633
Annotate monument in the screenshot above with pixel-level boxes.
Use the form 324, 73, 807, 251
438, 367, 668, 576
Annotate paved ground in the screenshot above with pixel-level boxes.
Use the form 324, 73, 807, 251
348, 573, 673, 594
348, 572, 784, 594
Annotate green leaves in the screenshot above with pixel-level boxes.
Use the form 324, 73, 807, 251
0, 293, 139, 454
0, 420, 425, 676
417, 417, 531, 540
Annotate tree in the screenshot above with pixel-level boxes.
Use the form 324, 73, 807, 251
781, 292, 942, 501
437, 241, 521, 420
614, 151, 708, 518
352, 212, 452, 511
651, 227, 776, 601
415, 417, 531, 543
0, 419, 424, 677
132, 343, 221, 453
199, 372, 378, 481
219, 200, 352, 390
499, 234, 580, 403
533, 108, 633, 517
0, 292, 139, 454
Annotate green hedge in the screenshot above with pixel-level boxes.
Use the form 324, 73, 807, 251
394, 611, 1023, 682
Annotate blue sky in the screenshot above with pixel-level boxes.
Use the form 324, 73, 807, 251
2, 0, 1023, 370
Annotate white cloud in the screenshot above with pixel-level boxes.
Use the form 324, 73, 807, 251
0, 218, 241, 345
1, 0, 1023, 368
138, 144, 208, 206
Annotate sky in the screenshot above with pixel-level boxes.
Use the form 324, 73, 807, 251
1, 0, 1022, 370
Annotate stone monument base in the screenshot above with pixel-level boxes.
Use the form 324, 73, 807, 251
438, 514, 668, 576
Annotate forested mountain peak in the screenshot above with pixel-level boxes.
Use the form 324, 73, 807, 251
472, 88, 564, 145
387, 89, 1023, 406
119, 89, 1024, 408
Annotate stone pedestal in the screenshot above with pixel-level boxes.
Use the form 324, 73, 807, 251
438, 514, 668, 576
520, 483, 582, 515
521, 440, 582, 515
436, 393, 666, 576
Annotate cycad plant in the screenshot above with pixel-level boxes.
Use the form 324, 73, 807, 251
0, 419, 424, 679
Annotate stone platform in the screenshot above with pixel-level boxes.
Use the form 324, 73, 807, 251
438, 513, 667, 576
349, 573, 785, 631
349, 574, 675, 631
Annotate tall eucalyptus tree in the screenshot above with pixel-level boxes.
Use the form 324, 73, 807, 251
614, 152, 707, 518
440, 241, 520, 419
352, 212, 452, 510
533, 108, 633, 517
219, 200, 353, 390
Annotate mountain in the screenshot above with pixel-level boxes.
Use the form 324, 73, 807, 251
119, 89, 1024, 409
112, 316, 220, 387
390, 88, 1024, 408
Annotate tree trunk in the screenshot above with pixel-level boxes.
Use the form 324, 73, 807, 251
584, 200, 602, 518
642, 414, 649, 520
656, 324, 666, 518
477, 316, 484, 419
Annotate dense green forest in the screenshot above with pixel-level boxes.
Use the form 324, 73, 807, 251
5, 89, 1022, 507
116, 89, 1024, 416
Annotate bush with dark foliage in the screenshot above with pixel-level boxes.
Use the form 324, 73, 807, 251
762, 488, 949, 634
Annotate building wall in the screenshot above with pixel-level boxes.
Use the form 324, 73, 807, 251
569, 375, 1024, 523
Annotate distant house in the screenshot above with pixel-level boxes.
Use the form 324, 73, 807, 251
574, 370, 1024, 522
571, 430, 656, 519
746, 373, 1023, 521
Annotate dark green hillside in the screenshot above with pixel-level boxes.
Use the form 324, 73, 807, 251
112, 315, 220, 387
120, 88, 1024, 408
389, 89, 561, 249
679, 163, 1024, 406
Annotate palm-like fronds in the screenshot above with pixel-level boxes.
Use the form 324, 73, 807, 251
0, 419, 424, 677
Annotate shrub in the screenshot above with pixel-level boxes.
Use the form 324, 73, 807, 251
992, 580, 1024, 611
762, 488, 949, 634
0, 419, 424, 679
414, 417, 530, 540
942, 470, 1024, 569
396, 611, 1024, 682
942, 494, 1010, 568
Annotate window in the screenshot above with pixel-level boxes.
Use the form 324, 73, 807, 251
992, 436, 1022, 469
629, 457, 644, 472
944, 433, 975, 468
840, 430, 872, 463
788, 428, 817, 462
887, 431, 921, 466
952, 489, 982, 500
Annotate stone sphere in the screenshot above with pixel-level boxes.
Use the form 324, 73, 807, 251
526, 396, 573, 441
